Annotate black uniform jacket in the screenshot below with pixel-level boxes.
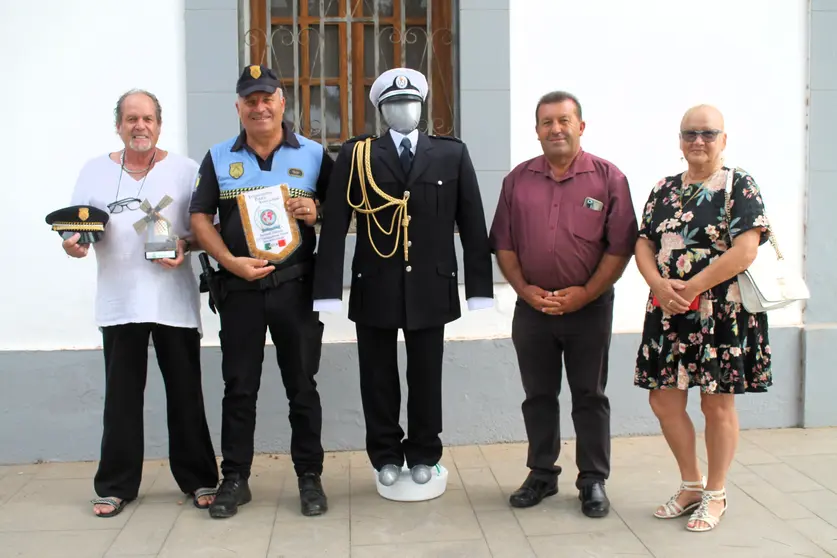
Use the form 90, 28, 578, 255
313, 131, 494, 331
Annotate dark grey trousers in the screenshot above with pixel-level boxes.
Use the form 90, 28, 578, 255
511, 289, 614, 489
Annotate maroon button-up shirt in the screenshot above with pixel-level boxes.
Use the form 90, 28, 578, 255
489, 150, 638, 291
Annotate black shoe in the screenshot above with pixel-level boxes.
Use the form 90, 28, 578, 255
208, 477, 252, 519
579, 482, 610, 518
509, 473, 558, 508
298, 472, 328, 517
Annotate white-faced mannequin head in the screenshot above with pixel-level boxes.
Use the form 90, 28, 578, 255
380, 99, 423, 134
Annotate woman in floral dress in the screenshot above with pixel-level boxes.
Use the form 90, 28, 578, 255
633, 105, 771, 533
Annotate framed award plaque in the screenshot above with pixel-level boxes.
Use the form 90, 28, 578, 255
237, 184, 301, 263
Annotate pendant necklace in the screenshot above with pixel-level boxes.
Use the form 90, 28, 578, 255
679, 167, 720, 209
121, 148, 156, 174
113, 149, 157, 204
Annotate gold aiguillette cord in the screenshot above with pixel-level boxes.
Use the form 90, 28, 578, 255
347, 138, 411, 260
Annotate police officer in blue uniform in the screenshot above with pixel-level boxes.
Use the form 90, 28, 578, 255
189, 64, 333, 519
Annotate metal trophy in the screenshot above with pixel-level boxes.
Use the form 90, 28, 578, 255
134, 195, 178, 260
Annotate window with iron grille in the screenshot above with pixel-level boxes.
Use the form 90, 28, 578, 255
245, 0, 459, 152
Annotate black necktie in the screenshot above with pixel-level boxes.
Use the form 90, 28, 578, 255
400, 137, 413, 174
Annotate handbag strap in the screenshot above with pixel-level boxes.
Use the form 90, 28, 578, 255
723, 166, 782, 260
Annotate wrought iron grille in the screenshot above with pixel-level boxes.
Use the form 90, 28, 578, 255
244, 0, 459, 151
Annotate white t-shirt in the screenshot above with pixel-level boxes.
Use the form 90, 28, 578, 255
70, 152, 203, 332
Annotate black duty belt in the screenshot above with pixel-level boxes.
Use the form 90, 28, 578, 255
222, 260, 313, 291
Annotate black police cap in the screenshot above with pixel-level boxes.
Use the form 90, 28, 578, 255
237, 64, 282, 97
45, 205, 109, 244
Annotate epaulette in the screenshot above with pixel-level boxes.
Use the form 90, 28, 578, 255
345, 134, 378, 143
430, 134, 462, 143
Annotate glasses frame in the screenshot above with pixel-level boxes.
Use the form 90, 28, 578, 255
680, 129, 722, 143
107, 197, 142, 214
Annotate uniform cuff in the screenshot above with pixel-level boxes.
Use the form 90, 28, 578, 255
313, 299, 342, 313
467, 297, 494, 311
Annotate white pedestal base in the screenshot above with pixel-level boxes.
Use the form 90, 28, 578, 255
374, 464, 448, 502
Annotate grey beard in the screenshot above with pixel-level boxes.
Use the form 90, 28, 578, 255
381, 101, 422, 134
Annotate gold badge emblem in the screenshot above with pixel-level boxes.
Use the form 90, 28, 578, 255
229, 162, 244, 179
249, 65, 261, 79
78, 207, 89, 221
288, 168, 304, 178
194, 173, 201, 190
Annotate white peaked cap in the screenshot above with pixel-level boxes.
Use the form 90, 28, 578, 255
369, 67, 428, 108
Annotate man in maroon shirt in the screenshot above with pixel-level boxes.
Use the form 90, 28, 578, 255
489, 91, 637, 517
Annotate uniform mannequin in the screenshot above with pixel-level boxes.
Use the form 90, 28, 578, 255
313, 67, 494, 500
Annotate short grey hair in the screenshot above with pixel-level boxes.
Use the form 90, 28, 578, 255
114, 89, 163, 126
535, 90, 582, 123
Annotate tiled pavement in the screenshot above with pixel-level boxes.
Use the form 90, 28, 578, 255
1, 428, 836, 557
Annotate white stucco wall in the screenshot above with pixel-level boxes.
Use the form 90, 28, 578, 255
505, 0, 808, 334
0, 0, 809, 351
0, 0, 189, 351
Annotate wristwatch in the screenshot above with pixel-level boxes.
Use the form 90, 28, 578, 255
182, 238, 192, 253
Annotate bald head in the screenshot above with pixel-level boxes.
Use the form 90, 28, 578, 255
679, 104, 727, 169
681, 104, 724, 131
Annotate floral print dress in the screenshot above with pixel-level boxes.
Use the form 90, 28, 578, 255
633, 167, 772, 394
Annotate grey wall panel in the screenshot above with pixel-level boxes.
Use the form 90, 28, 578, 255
184, 3, 240, 162
802, 8, 837, 426
0, 327, 802, 464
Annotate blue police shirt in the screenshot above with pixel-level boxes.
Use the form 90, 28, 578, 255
189, 120, 334, 271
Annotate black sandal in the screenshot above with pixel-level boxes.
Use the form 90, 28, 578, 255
91, 497, 130, 518
191, 487, 217, 509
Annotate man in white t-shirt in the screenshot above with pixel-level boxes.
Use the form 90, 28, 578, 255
62, 89, 220, 518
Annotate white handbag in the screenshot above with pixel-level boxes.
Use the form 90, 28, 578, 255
723, 168, 810, 313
